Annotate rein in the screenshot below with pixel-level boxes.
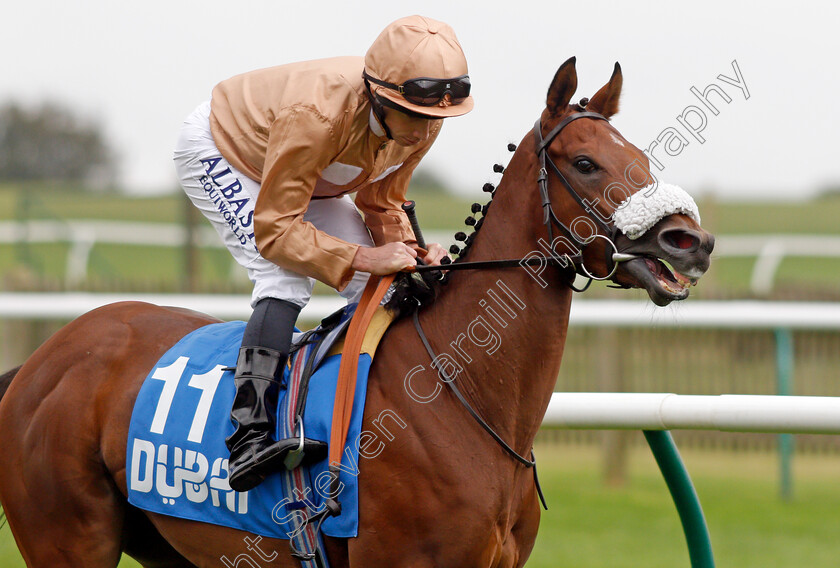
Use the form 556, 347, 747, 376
412, 309, 536, 468
410, 308, 549, 510
408, 111, 636, 485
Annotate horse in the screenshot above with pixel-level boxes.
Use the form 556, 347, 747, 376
0, 57, 714, 568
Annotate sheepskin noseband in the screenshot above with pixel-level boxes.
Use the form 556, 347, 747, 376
612, 183, 701, 240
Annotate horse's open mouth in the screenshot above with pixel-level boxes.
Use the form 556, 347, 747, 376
622, 256, 697, 306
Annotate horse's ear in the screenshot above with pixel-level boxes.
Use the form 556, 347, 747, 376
587, 62, 622, 118
546, 57, 578, 115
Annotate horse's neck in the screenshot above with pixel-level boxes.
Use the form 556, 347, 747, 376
417, 150, 574, 451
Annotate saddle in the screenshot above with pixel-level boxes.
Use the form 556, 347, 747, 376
278, 280, 395, 472
126, 276, 395, 552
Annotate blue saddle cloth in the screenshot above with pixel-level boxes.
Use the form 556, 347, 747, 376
126, 317, 371, 539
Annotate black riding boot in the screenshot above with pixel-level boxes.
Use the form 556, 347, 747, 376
225, 346, 287, 492
225, 298, 326, 492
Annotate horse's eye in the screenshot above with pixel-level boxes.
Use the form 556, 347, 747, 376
574, 158, 597, 174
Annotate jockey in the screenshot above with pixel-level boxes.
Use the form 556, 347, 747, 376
173, 15, 473, 492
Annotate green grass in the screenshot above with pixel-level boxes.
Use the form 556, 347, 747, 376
1, 183, 839, 295
410, 188, 476, 230
2, 444, 840, 566
699, 194, 840, 235
0, 183, 185, 223
531, 444, 840, 567
4, 183, 840, 234
0, 184, 467, 228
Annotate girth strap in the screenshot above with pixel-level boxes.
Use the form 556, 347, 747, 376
279, 341, 331, 568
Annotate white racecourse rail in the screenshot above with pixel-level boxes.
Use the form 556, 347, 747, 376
544, 392, 840, 434
2, 219, 837, 292
2, 295, 840, 330
3, 295, 840, 435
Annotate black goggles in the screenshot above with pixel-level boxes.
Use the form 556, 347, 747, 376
363, 70, 471, 106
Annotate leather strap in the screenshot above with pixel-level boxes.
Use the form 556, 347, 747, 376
278, 341, 331, 568
328, 275, 395, 486
535, 111, 609, 154
533, 113, 626, 283
411, 305, 549, 509
413, 254, 579, 273
412, 309, 536, 468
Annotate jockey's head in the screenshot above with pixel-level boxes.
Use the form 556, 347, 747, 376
364, 15, 473, 133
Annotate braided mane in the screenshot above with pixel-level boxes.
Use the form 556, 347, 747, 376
385, 142, 517, 317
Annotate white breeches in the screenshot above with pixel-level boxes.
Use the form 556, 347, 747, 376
173, 101, 373, 308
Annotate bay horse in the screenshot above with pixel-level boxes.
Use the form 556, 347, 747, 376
0, 57, 713, 567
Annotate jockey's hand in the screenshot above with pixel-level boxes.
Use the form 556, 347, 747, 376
352, 242, 417, 275
420, 243, 448, 266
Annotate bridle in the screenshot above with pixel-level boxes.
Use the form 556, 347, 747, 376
534, 110, 636, 286
288, 110, 648, 541
414, 108, 638, 289
410, 108, 640, 486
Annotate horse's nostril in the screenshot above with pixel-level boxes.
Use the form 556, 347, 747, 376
673, 233, 696, 250
660, 229, 700, 252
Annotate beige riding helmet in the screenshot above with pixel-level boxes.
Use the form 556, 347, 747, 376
364, 15, 474, 118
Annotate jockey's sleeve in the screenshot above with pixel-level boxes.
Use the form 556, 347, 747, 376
254, 105, 360, 291
355, 120, 442, 246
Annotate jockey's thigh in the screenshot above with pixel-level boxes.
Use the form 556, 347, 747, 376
303, 196, 374, 304
174, 101, 373, 308
243, 196, 374, 307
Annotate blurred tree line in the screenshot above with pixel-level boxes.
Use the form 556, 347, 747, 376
0, 101, 117, 189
